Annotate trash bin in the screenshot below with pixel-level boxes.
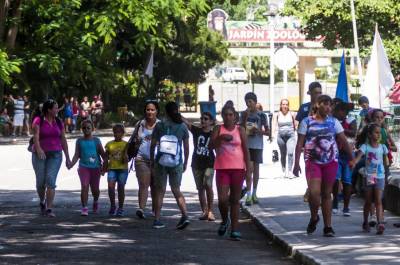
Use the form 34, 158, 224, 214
198, 101, 217, 119
117, 106, 128, 122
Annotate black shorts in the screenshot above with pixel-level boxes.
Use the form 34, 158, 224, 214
249, 148, 263, 164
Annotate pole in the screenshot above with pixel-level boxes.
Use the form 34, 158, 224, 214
283, 44, 288, 99
269, 17, 275, 112
350, 0, 364, 90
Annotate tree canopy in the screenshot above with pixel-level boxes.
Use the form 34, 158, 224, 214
0, 0, 228, 110
283, 0, 400, 75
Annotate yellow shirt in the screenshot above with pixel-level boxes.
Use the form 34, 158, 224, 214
105, 140, 128, 170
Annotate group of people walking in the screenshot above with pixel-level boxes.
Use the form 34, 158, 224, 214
293, 82, 397, 237
29, 81, 398, 241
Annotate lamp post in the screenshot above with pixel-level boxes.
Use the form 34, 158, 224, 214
246, 5, 261, 92
264, 3, 278, 112
350, 0, 363, 91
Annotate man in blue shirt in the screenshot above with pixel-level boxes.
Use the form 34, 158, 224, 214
295, 82, 322, 123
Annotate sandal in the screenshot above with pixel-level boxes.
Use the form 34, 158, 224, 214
376, 223, 385, 235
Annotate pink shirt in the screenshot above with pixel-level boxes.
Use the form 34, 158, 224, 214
33, 117, 64, 152
214, 125, 245, 170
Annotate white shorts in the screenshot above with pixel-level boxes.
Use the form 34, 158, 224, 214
13, 113, 24, 126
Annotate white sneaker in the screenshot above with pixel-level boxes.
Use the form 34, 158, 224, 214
332, 208, 338, 214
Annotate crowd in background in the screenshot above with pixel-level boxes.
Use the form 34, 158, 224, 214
0, 95, 104, 137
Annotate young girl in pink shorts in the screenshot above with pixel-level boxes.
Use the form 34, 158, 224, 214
211, 104, 251, 241
293, 95, 352, 237
69, 120, 106, 216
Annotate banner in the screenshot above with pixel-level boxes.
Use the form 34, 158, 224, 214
226, 21, 313, 43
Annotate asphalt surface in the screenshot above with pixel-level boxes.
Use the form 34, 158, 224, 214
0, 190, 296, 265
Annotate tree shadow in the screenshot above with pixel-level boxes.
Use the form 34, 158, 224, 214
0, 190, 295, 265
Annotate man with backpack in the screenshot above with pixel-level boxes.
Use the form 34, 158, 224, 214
150, 102, 190, 229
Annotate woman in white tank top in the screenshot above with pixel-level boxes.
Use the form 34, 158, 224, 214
272, 99, 297, 178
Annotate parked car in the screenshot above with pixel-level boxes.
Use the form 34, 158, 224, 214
221, 67, 249, 83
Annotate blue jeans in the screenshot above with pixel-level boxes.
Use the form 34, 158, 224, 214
336, 157, 352, 185
107, 169, 129, 185
32, 151, 63, 189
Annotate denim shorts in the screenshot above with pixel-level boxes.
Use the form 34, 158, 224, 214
336, 158, 352, 185
107, 169, 129, 185
363, 177, 385, 191
32, 151, 63, 189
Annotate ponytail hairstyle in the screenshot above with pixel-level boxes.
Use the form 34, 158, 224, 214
165, 101, 182, 124
356, 123, 380, 148
368, 108, 384, 124
312, 94, 332, 114
41, 99, 58, 117
221, 103, 236, 116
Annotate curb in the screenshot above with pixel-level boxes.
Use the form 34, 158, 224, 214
0, 129, 135, 146
243, 204, 344, 265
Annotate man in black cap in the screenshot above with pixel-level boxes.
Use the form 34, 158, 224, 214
295, 81, 322, 123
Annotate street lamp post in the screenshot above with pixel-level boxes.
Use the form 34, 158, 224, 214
265, 3, 278, 112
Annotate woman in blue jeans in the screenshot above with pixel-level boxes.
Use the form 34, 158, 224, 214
31, 100, 71, 217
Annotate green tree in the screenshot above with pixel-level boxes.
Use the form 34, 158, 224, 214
0, 0, 23, 109
3, 0, 228, 113
283, 0, 400, 74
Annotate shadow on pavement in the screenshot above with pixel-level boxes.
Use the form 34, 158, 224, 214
0, 190, 295, 265
253, 194, 400, 265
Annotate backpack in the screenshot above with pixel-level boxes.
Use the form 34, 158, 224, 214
28, 116, 63, 152
127, 120, 143, 160
158, 124, 181, 168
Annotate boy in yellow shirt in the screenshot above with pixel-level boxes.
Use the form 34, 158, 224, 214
105, 124, 129, 216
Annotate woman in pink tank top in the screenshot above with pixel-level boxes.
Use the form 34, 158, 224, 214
211, 104, 250, 241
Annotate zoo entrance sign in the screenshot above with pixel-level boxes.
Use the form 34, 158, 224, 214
226, 21, 315, 43
207, 9, 319, 43
228, 21, 307, 43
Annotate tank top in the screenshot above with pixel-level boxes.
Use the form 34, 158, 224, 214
78, 137, 101, 169
214, 125, 245, 170
277, 111, 295, 134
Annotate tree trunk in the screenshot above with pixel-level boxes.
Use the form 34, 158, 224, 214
5, 0, 22, 49
0, 0, 10, 43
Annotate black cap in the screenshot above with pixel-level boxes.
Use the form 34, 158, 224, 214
308, 81, 322, 91
358, 96, 369, 105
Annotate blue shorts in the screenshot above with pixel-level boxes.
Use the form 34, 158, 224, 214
107, 169, 128, 185
32, 151, 63, 189
363, 177, 385, 191
336, 158, 352, 185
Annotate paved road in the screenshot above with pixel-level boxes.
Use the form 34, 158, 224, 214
0, 190, 295, 265
0, 136, 296, 265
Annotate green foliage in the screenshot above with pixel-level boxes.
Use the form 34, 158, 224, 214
211, 0, 267, 21
0, 50, 21, 84
1, 0, 228, 114
283, 0, 400, 75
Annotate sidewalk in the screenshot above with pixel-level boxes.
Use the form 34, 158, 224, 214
245, 158, 400, 265
0, 127, 135, 145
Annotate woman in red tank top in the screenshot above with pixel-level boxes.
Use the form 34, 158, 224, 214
211, 104, 250, 241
